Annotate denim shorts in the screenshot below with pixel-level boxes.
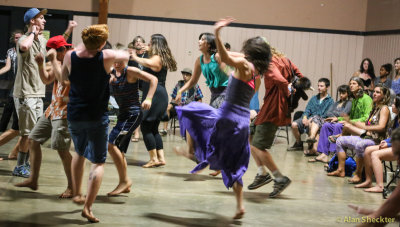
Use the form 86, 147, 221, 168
109, 112, 142, 153
68, 116, 109, 163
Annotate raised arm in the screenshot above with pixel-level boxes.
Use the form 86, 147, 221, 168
0, 56, 11, 75
126, 66, 158, 110
19, 26, 39, 52
60, 50, 72, 83
63, 20, 77, 40
35, 51, 56, 84
103, 49, 130, 74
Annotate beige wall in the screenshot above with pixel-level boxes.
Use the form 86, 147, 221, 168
366, 0, 400, 31
363, 34, 400, 77
72, 15, 364, 109
1, 0, 368, 31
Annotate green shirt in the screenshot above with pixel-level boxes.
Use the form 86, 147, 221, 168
338, 93, 372, 123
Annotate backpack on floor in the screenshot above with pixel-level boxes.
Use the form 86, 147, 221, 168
326, 154, 357, 177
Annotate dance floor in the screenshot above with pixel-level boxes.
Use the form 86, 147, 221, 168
0, 128, 397, 226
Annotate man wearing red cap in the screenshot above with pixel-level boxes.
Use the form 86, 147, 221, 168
12, 8, 48, 177
15, 34, 76, 198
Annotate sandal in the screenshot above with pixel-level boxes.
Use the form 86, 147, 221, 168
304, 150, 318, 156
131, 138, 139, 142
328, 134, 341, 143
306, 138, 317, 144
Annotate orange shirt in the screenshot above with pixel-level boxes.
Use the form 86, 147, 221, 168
255, 57, 303, 126
45, 80, 70, 120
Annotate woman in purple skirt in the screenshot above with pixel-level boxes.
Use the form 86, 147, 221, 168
175, 17, 271, 219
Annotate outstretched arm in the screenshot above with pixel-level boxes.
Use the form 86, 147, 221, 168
174, 58, 201, 103
131, 52, 162, 72
63, 20, 78, 40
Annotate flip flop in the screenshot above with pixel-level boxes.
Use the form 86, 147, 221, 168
131, 138, 139, 142
306, 138, 317, 144
328, 135, 340, 143
304, 150, 318, 156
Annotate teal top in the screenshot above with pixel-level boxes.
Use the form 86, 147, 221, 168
200, 54, 229, 88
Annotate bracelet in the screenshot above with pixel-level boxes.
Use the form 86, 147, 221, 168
177, 91, 182, 96
63, 33, 70, 38
38, 64, 43, 69
145, 98, 152, 102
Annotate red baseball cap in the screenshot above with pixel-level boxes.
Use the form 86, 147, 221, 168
46, 35, 72, 49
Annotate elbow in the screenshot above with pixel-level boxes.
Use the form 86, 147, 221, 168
19, 45, 29, 52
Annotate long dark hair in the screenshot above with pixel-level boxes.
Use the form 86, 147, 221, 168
149, 34, 177, 71
359, 58, 376, 79
241, 36, 272, 75
199, 33, 216, 55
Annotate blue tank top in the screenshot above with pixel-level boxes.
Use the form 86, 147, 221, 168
68, 51, 110, 121
200, 54, 229, 88
225, 76, 255, 108
111, 67, 140, 120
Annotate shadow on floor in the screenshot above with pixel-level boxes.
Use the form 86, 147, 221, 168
0, 168, 12, 176
125, 159, 146, 167
215, 191, 294, 203
0, 187, 64, 202
155, 172, 222, 181
95, 195, 127, 204
144, 210, 241, 226
0, 209, 87, 226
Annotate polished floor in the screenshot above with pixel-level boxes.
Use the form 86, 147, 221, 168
0, 127, 397, 226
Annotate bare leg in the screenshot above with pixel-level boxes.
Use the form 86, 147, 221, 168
308, 122, 319, 140
349, 157, 363, 183
57, 148, 73, 198
71, 153, 86, 204
81, 163, 104, 223
251, 145, 278, 172
8, 138, 20, 159
355, 145, 379, 188
142, 149, 160, 168
291, 122, 301, 143
14, 139, 41, 190
0, 129, 19, 146
131, 127, 140, 142
232, 182, 245, 219
174, 130, 197, 162
162, 121, 168, 131
365, 148, 396, 193
156, 149, 166, 166
342, 122, 364, 136
107, 143, 132, 196
327, 152, 346, 177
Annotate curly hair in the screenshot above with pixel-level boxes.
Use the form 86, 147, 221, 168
148, 34, 177, 71
81, 24, 109, 50
270, 46, 285, 58
349, 76, 365, 99
359, 58, 376, 79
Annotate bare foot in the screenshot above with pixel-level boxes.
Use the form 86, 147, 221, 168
327, 169, 345, 177
142, 160, 160, 168
173, 146, 195, 161
355, 181, 372, 188
14, 179, 38, 190
348, 175, 361, 184
0, 157, 3, 161
157, 160, 166, 167
107, 180, 132, 196
8, 152, 17, 160
364, 186, 383, 193
72, 195, 86, 205
59, 188, 73, 198
233, 208, 245, 219
82, 208, 99, 223
209, 170, 221, 176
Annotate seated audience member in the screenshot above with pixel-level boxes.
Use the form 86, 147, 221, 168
328, 85, 390, 178
349, 127, 400, 227
391, 58, 400, 95
313, 77, 373, 163
353, 58, 376, 94
354, 95, 400, 192
160, 68, 203, 135
375, 63, 392, 89
306, 85, 352, 157
287, 78, 334, 151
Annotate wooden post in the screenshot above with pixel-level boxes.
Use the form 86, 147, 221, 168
98, 0, 109, 24
330, 63, 334, 100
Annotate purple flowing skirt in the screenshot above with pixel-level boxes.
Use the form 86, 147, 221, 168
176, 101, 250, 188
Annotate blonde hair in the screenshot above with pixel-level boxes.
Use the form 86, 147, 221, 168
271, 47, 285, 58
81, 24, 109, 50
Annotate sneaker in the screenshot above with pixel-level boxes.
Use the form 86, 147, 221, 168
286, 141, 303, 151
12, 164, 30, 178
269, 176, 291, 198
160, 129, 168, 136
248, 173, 273, 190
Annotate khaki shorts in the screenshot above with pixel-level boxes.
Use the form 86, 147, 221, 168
251, 121, 279, 150
29, 115, 71, 151
14, 97, 43, 136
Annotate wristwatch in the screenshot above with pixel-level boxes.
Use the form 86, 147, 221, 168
28, 32, 35, 36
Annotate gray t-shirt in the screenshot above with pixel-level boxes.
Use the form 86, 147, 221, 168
13, 34, 47, 98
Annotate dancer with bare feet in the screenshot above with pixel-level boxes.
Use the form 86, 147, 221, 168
14, 35, 74, 198
328, 85, 390, 178
107, 56, 157, 196
131, 34, 177, 168
176, 17, 272, 219
60, 24, 129, 223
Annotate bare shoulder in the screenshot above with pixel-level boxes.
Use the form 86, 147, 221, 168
102, 49, 116, 59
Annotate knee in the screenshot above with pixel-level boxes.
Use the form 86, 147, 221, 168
291, 122, 298, 129
28, 138, 38, 148
371, 152, 381, 161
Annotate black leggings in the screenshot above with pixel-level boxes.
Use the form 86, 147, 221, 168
0, 96, 18, 132
141, 119, 163, 151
